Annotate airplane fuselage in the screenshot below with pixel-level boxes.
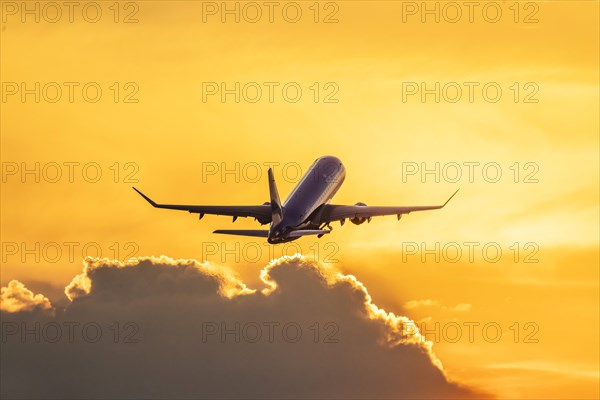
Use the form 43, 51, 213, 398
268, 156, 346, 243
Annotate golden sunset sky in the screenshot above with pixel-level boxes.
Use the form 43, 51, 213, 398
1, 1, 599, 398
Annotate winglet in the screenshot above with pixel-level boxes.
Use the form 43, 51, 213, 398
442, 189, 460, 207
132, 187, 158, 207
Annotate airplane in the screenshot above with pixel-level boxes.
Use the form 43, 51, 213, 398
133, 156, 458, 244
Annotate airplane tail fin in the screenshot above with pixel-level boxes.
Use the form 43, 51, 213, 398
268, 168, 283, 225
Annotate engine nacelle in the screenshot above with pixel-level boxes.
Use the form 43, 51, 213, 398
350, 202, 371, 225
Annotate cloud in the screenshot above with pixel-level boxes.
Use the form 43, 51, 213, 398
404, 299, 472, 313
404, 299, 441, 309
0, 280, 52, 313
1, 255, 487, 399
450, 303, 473, 312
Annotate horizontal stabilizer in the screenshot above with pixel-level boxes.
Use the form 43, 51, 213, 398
288, 230, 331, 238
213, 230, 269, 238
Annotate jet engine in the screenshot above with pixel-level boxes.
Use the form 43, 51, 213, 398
350, 202, 371, 225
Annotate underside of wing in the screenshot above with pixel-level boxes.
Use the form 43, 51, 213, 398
133, 187, 272, 223
319, 189, 459, 224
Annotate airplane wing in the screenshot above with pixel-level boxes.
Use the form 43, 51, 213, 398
319, 189, 459, 224
132, 187, 273, 223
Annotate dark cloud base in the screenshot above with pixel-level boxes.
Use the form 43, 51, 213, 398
1, 256, 487, 399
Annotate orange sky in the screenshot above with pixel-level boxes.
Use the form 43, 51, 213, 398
1, 1, 599, 398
